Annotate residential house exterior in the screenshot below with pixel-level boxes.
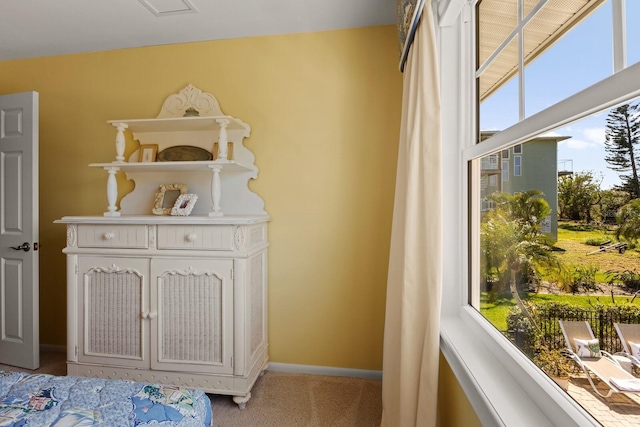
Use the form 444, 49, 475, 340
480, 131, 570, 241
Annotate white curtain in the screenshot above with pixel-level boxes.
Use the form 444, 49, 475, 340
381, 3, 442, 426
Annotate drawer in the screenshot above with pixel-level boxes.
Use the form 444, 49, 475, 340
77, 225, 148, 249
157, 225, 234, 250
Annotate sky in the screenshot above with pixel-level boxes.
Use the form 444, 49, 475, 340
480, 1, 640, 190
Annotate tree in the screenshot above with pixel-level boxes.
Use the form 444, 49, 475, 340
596, 189, 631, 224
481, 191, 560, 326
604, 102, 640, 198
488, 190, 551, 235
557, 171, 601, 222
616, 199, 640, 242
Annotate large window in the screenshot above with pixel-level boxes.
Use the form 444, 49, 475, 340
468, 0, 640, 424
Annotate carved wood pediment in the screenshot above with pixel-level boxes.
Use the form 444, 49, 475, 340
157, 84, 225, 118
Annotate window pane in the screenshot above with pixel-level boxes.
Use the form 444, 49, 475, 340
479, 35, 520, 132
627, 0, 640, 67
478, 0, 616, 139
473, 1, 640, 424
501, 160, 510, 182
478, 0, 518, 67
524, 1, 612, 118
475, 96, 640, 424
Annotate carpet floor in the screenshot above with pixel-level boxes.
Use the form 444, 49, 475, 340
0, 351, 382, 426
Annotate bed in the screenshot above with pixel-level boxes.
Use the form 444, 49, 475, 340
0, 370, 213, 426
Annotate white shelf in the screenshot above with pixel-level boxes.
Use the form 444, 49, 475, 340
89, 160, 253, 172
108, 116, 249, 133
95, 84, 265, 218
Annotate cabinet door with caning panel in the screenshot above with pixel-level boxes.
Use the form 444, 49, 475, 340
76, 256, 150, 369
150, 258, 234, 375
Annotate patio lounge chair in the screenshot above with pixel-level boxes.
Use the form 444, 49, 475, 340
558, 320, 639, 398
614, 323, 640, 370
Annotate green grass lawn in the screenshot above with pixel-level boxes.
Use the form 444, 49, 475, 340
481, 221, 640, 331
480, 292, 640, 331
555, 223, 640, 282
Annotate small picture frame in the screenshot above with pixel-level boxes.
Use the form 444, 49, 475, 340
152, 184, 188, 215
139, 144, 159, 163
171, 193, 198, 216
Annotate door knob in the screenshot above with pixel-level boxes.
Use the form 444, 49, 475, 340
10, 242, 31, 252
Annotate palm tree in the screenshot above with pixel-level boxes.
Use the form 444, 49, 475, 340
488, 190, 551, 236
616, 198, 640, 242
482, 191, 560, 327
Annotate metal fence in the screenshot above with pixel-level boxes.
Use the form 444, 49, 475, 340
511, 307, 640, 354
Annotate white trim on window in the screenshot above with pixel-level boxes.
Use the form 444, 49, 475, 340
501, 160, 509, 181
514, 155, 522, 176
465, 61, 640, 162
612, 0, 626, 72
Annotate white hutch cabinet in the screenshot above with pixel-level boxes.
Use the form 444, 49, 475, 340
57, 85, 269, 409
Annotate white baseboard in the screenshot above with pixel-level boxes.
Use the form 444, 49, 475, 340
35, 347, 383, 381
267, 362, 382, 380
40, 344, 66, 353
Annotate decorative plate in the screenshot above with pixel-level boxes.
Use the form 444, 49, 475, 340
157, 146, 213, 162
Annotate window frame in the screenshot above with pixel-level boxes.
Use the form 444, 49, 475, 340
514, 155, 521, 176
437, 1, 640, 425
501, 159, 509, 181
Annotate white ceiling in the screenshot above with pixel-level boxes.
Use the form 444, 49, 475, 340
0, 0, 396, 62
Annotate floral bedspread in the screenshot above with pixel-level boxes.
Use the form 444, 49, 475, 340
0, 371, 212, 426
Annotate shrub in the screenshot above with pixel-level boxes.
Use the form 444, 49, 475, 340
574, 264, 599, 292
551, 264, 600, 293
584, 238, 611, 246
558, 223, 595, 232
506, 303, 539, 357
606, 269, 640, 292
533, 345, 572, 378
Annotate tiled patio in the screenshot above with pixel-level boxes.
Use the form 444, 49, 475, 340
567, 375, 640, 426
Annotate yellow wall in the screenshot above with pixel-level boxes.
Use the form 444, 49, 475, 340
0, 24, 481, 422
438, 354, 482, 426
0, 25, 400, 370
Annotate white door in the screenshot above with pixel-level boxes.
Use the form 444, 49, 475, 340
0, 92, 39, 369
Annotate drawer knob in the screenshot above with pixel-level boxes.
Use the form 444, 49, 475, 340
103, 232, 115, 241
186, 233, 197, 242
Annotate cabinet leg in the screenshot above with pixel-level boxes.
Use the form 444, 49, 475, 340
232, 393, 251, 410
260, 362, 269, 377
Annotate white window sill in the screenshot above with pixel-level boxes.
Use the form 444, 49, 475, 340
440, 307, 599, 427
